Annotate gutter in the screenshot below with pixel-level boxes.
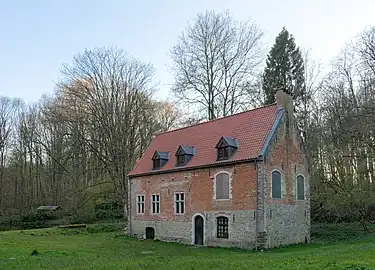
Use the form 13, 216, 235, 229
255, 158, 258, 251
127, 177, 132, 235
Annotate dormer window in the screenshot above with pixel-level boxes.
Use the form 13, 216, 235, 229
216, 136, 238, 161
152, 151, 169, 170
218, 147, 229, 159
175, 145, 195, 167
177, 154, 186, 166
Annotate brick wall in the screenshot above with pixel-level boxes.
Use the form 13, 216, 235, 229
129, 163, 258, 247
263, 112, 310, 248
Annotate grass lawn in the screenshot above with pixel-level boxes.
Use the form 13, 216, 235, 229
0, 223, 375, 269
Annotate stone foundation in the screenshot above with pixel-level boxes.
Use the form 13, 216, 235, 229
266, 203, 310, 248
131, 210, 257, 249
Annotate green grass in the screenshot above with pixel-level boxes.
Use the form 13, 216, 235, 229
0, 224, 375, 269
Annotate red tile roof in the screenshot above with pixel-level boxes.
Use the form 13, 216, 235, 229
128, 103, 279, 177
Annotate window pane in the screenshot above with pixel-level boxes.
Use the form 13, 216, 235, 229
178, 155, 185, 165
217, 216, 229, 239
297, 175, 305, 200
180, 202, 184, 214
272, 171, 282, 199
216, 173, 229, 199
176, 202, 179, 213
153, 159, 160, 169
180, 193, 184, 201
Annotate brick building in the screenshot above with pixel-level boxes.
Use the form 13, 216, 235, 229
127, 90, 310, 249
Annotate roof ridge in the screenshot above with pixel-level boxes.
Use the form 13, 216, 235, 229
155, 102, 277, 137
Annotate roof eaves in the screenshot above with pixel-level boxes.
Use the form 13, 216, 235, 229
128, 157, 260, 178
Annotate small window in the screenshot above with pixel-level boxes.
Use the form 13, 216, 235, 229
176, 154, 186, 166
297, 175, 305, 200
151, 194, 160, 214
152, 151, 169, 170
217, 147, 229, 160
215, 172, 230, 199
153, 159, 161, 170
215, 136, 237, 161
174, 145, 194, 167
136, 195, 145, 214
175, 192, 185, 214
217, 216, 229, 238
271, 170, 282, 199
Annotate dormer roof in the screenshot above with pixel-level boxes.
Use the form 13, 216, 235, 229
215, 136, 238, 148
152, 151, 169, 160
175, 145, 195, 156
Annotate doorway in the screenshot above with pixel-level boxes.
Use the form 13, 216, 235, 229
194, 215, 204, 245
145, 227, 155, 240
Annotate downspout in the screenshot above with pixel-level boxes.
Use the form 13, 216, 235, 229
255, 159, 258, 251
127, 177, 132, 235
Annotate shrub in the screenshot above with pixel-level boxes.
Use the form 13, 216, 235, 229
94, 200, 123, 220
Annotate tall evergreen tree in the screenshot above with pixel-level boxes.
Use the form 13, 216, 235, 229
262, 27, 305, 105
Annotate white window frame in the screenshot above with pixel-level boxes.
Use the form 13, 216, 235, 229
270, 169, 283, 200
150, 194, 160, 214
136, 194, 145, 214
213, 171, 232, 201
174, 192, 185, 215
296, 174, 305, 200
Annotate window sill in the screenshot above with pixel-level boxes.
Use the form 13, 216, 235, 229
216, 237, 230, 241
214, 198, 231, 201
174, 213, 185, 216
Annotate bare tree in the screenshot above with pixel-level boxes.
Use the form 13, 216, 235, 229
307, 27, 375, 228
0, 97, 22, 215
57, 47, 161, 219
170, 10, 264, 120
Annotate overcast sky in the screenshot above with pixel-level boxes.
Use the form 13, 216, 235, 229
1, 0, 374, 103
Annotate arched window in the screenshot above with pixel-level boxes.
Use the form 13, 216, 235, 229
297, 175, 305, 200
271, 170, 282, 199
215, 172, 230, 199
216, 216, 229, 239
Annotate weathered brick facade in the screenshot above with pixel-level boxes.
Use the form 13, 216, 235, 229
129, 164, 259, 248
128, 90, 310, 250
261, 110, 310, 248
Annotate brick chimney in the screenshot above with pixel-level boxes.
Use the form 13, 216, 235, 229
275, 88, 292, 111
275, 88, 294, 136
